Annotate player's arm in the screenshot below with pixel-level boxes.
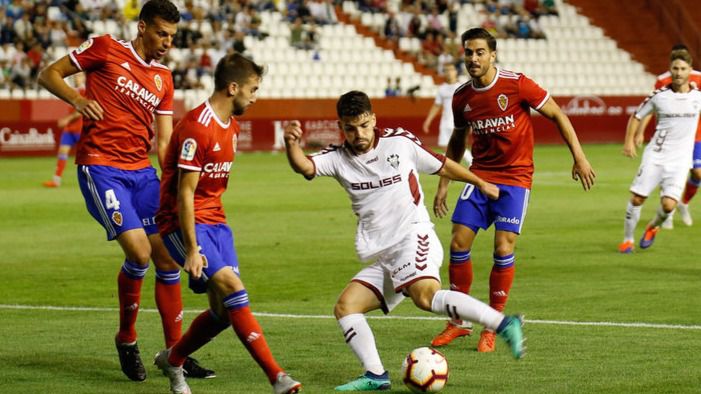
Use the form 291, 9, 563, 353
176, 169, 205, 279
422, 104, 442, 134
155, 114, 174, 169
38, 56, 104, 120
435, 158, 498, 215
283, 120, 315, 178
57, 111, 82, 129
433, 125, 470, 217
622, 113, 646, 158
537, 97, 596, 191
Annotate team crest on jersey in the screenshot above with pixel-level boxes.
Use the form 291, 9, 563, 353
387, 154, 400, 169
154, 75, 162, 91
232, 134, 238, 153
181, 138, 197, 161
111, 211, 123, 226
76, 38, 93, 54
497, 94, 508, 111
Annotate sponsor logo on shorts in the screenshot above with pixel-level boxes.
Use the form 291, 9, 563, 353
112, 211, 123, 226
392, 262, 411, 277
496, 216, 520, 225
181, 138, 197, 161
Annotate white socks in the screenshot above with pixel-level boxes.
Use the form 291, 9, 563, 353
431, 290, 503, 331
624, 201, 642, 241
651, 205, 671, 227
337, 313, 384, 375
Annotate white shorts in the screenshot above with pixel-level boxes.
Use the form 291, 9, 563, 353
630, 161, 688, 201
437, 126, 452, 147
351, 223, 443, 314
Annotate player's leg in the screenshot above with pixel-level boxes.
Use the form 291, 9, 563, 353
624, 162, 661, 252
76, 164, 156, 380
476, 185, 527, 352
405, 279, 524, 359
334, 264, 395, 391
43, 131, 78, 187
621, 193, 646, 253
433, 183, 487, 346
640, 166, 686, 249
678, 164, 701, 226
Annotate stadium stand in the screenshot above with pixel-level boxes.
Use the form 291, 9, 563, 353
0, 0, 655, 102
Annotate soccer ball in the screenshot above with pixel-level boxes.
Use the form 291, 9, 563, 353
401, 347, 449, 393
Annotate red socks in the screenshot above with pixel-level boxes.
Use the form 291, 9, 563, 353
169, 310, 230, 367
155, 270, 183, 348
115, 261, 148, 344
228, 305, 283, 383
449, 250, 473, 294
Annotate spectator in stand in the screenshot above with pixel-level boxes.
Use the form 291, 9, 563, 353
407, 6, 423, 38
427, 7, 444, 35
384, 11, 401, 42
6, 0, 24, 20
542, 0, 559, 15
14, 13, 32, 42
447, 1, 459, 35
199, 42, 213, 75
26, 41, 45, 79
123, 0, 140, 21
0, 16, 16, 44
232, 29, 247, 55
10, 56, 31, 89
308, 0, 337, 25
384, 77, 398, 97
421, 31, 443, 69
49, 20, 68, 47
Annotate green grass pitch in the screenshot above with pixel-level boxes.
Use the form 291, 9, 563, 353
1, 144, 699, 393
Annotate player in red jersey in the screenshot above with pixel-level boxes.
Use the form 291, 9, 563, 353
430, 28, 595, 351
43, 72, 85, 188
626, 44, 701, 228
154, 53, 302, 394
37, 0, 213, 381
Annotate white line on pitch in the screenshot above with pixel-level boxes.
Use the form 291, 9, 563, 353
1, 303, 699, 331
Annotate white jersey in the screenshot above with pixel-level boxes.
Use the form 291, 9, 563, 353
435, 82, 461, 146
635, 87, 701, 168
309, 128, 446, 261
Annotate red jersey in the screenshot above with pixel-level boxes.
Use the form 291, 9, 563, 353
654, 69, 701, 142
63, 87, 86, 134
157, 101, 240, 235
452, 69, 549, 189
69, 35, 174, 170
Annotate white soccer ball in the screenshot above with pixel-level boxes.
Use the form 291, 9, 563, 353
401, 347, 449, 393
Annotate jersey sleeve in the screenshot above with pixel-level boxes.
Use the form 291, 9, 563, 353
69, 35, 110, 71
403, 130, 446, 174
519, 74, 550, 110
309, 145, 340, 178
634, 94, 656, 120
156, 72, 174, 116
175, 120, 209, 172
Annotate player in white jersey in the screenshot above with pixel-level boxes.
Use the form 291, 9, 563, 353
284, 91, 525, 392
619, 49, 701, 253
422, 63, 473, 164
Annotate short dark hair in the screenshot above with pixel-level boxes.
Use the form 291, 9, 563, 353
670, 49, 693, 66
337, 91, 372, 118
139, 0, 180, 24
672, 43, 689, 52
214, 52, 265, 91
461, 27, 497, 51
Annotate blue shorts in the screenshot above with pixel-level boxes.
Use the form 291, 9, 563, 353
59, 131, 80, 147
77, 165, 160, 241
451, 183, 530, 234
693, 141, 701, 169
163, 224, 240, 294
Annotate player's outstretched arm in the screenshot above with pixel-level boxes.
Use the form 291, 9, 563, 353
622, 114, 643, 158
538, 97, 596, 191
38, 56, 104, 121
422, 104, 442, 134
283, 120, 315, 178
177, 170, 205, 279
438, 158, 499, 199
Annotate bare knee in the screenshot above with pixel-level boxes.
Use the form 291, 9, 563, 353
407, 280, 439, 312
631, 194, 646, 206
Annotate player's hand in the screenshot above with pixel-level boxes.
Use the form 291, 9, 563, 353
422, 122, 430, 134
73, 96, 104, 121
634, 133, 644, 148
622, 141, 637, 158
184, 252, 205, 280
283, 120, 303, 145
572, 158, 596, 191
433, 184, 450, 218
479, 181, 500, 200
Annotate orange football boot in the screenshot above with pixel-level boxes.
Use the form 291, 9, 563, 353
431, 321, 472, 347
477, 330, 496, 353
